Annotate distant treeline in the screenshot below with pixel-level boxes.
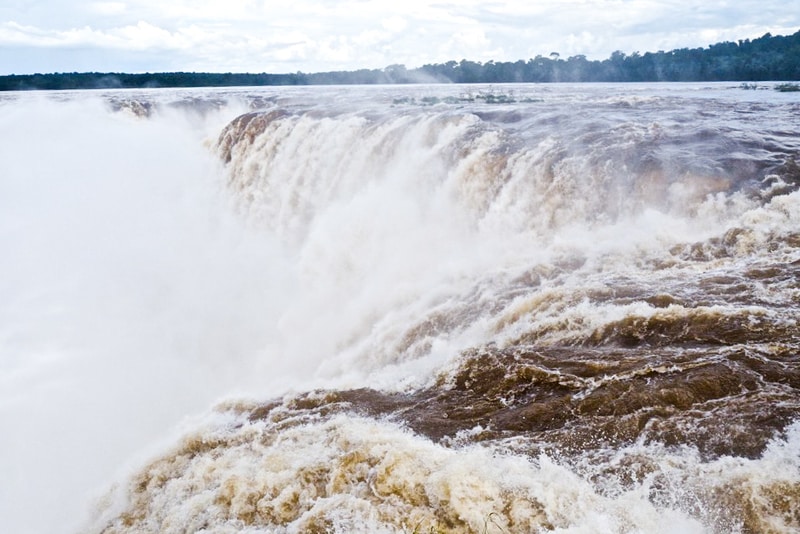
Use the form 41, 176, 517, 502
2, 30, 799, 91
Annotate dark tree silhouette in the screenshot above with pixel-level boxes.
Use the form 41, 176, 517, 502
1, 30, 798, 90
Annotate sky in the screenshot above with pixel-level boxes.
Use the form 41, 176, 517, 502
0, 1, 798, 75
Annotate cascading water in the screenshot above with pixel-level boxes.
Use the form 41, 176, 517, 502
1, 83, 798, 533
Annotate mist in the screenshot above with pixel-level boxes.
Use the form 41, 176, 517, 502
0, 95, 299, 533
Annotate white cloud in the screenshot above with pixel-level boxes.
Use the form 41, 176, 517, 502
439, 26, 494, 62
0, 20, 200, 50
0, 22, 47, 46
111, 21, 178, 48
381, 16, 407, 34
91, 2, 127, 15
0, 0, 798, 74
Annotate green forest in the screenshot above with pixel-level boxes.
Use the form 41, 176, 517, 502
1, 30, 799, 91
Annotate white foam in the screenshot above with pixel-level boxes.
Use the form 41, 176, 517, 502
84, 411, 712, 533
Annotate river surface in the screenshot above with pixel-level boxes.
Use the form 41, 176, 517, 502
1, 82, 798, 533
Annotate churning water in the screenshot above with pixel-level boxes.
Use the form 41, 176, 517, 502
1, 83, 798, 533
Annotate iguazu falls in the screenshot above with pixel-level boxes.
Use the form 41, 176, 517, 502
1, 82, 799, 533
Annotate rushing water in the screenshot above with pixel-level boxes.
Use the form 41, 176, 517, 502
1, 83, 798, 533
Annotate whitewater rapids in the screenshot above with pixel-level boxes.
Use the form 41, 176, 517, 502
0, 83, 798, 533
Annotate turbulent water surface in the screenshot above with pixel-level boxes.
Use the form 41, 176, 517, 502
1, 83, 799, 533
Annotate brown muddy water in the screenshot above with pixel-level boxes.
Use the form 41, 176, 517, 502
1, 83, 798, 533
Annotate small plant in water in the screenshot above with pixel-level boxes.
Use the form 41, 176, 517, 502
407, 513, 509, 534
483, 512, 510, 533
774, 82, 800, 92
408, 519, 443, 534
475, 91, 516, 104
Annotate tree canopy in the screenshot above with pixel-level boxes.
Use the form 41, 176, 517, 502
2, 30, 799, 91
